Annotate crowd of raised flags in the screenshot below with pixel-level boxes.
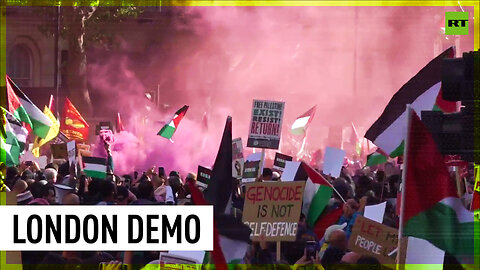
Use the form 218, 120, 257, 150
0, 46, 478, 269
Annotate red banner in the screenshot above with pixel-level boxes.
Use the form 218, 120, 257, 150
60, 98, 89, 142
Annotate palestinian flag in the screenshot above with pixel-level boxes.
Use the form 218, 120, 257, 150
290, 105, 317, 135
6, 75, 32, 128
6, 75, 53, 139
403, 111, 475, 263
82, 156, 107, 179
189, 181, 251, 266
366, 150, 388, 167
2, 107, 28, 153
282, 161, 338, 227
1, 112, 22, 166
365, 47, 455, 157
313, 206, 344, 241
157, 105, 189, 139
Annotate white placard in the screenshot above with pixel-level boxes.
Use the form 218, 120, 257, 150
323, 147, 346, 178
281, 161, 302, 182
364, 202, 387, 224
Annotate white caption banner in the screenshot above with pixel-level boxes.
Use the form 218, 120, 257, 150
0, 205, 213, 251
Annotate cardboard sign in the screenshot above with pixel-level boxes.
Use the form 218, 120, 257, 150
348, 216, 399, 265
247, 100, 285, 149
197, 166, 212, 188
242, 160, 261, 182
242, 181, 305, 241
273, 153, 293, 172
232, 137, 244, 179
50, 143, 68, 159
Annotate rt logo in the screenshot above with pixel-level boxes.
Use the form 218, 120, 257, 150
445, 12, 469, 35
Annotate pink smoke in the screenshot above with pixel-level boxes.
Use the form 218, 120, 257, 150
87, 6, 474, 175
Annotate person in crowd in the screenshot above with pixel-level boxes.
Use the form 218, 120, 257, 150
355, 175, 372, 200
17, 190, 33, 205
44, 168, 58, 183
12, 179, 28, 195
131, 180, 155, 205
272, 171, 281, 181
297, 213, 318, 242
63, 193, 80, 205
261, 168, 273, 181
96, 180, 117, 205
5, 166, 20, 189
21, 169, 35, 181
28, 181, 52, 205
337, 198, 364, 239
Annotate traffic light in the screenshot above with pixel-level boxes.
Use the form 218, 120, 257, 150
421, 50, 479, 162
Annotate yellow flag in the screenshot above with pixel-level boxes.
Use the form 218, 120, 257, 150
32, 106, 59, 157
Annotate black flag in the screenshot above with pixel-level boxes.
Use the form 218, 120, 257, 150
204, 116, 233, 213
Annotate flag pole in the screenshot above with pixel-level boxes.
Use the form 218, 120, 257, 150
297, 130, 308, 159
396, 104, 412, 269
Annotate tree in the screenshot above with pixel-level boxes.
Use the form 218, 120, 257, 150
38, 2, 143, 115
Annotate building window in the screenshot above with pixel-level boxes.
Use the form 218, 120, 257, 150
8, 44, 32, 87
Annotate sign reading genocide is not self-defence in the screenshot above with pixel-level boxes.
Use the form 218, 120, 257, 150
242, 181, 305, 241
247, 100, 285, 150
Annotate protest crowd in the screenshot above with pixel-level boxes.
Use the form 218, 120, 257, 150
1, 47, 479, 270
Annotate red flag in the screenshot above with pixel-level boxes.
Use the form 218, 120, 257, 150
60, 98, 89, 142
116, 112, 125, 133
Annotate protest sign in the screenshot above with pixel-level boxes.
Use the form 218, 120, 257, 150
273, 153, 293, 172
242, 160, 261, 183
159, 252, 199, 270
232, 137, 245, 179
364, 202, 387, 224
67, 140, 76, 166
247, 100, 285, 149
348, 216, 399, 265
323, 146, 346, 177
50, 143, 68, 159
95, 121, 113, 135
168, 251, 205, 265
242, 181, 305, 241
197, 166, 212, 188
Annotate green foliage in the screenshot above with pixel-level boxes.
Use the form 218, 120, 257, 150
36, 6, 143, 49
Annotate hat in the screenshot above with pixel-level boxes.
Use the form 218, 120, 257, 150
272, 172, 281, 180
324, 223, 347, 242
17, 191, 33, 204
53, 184, 73, 204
